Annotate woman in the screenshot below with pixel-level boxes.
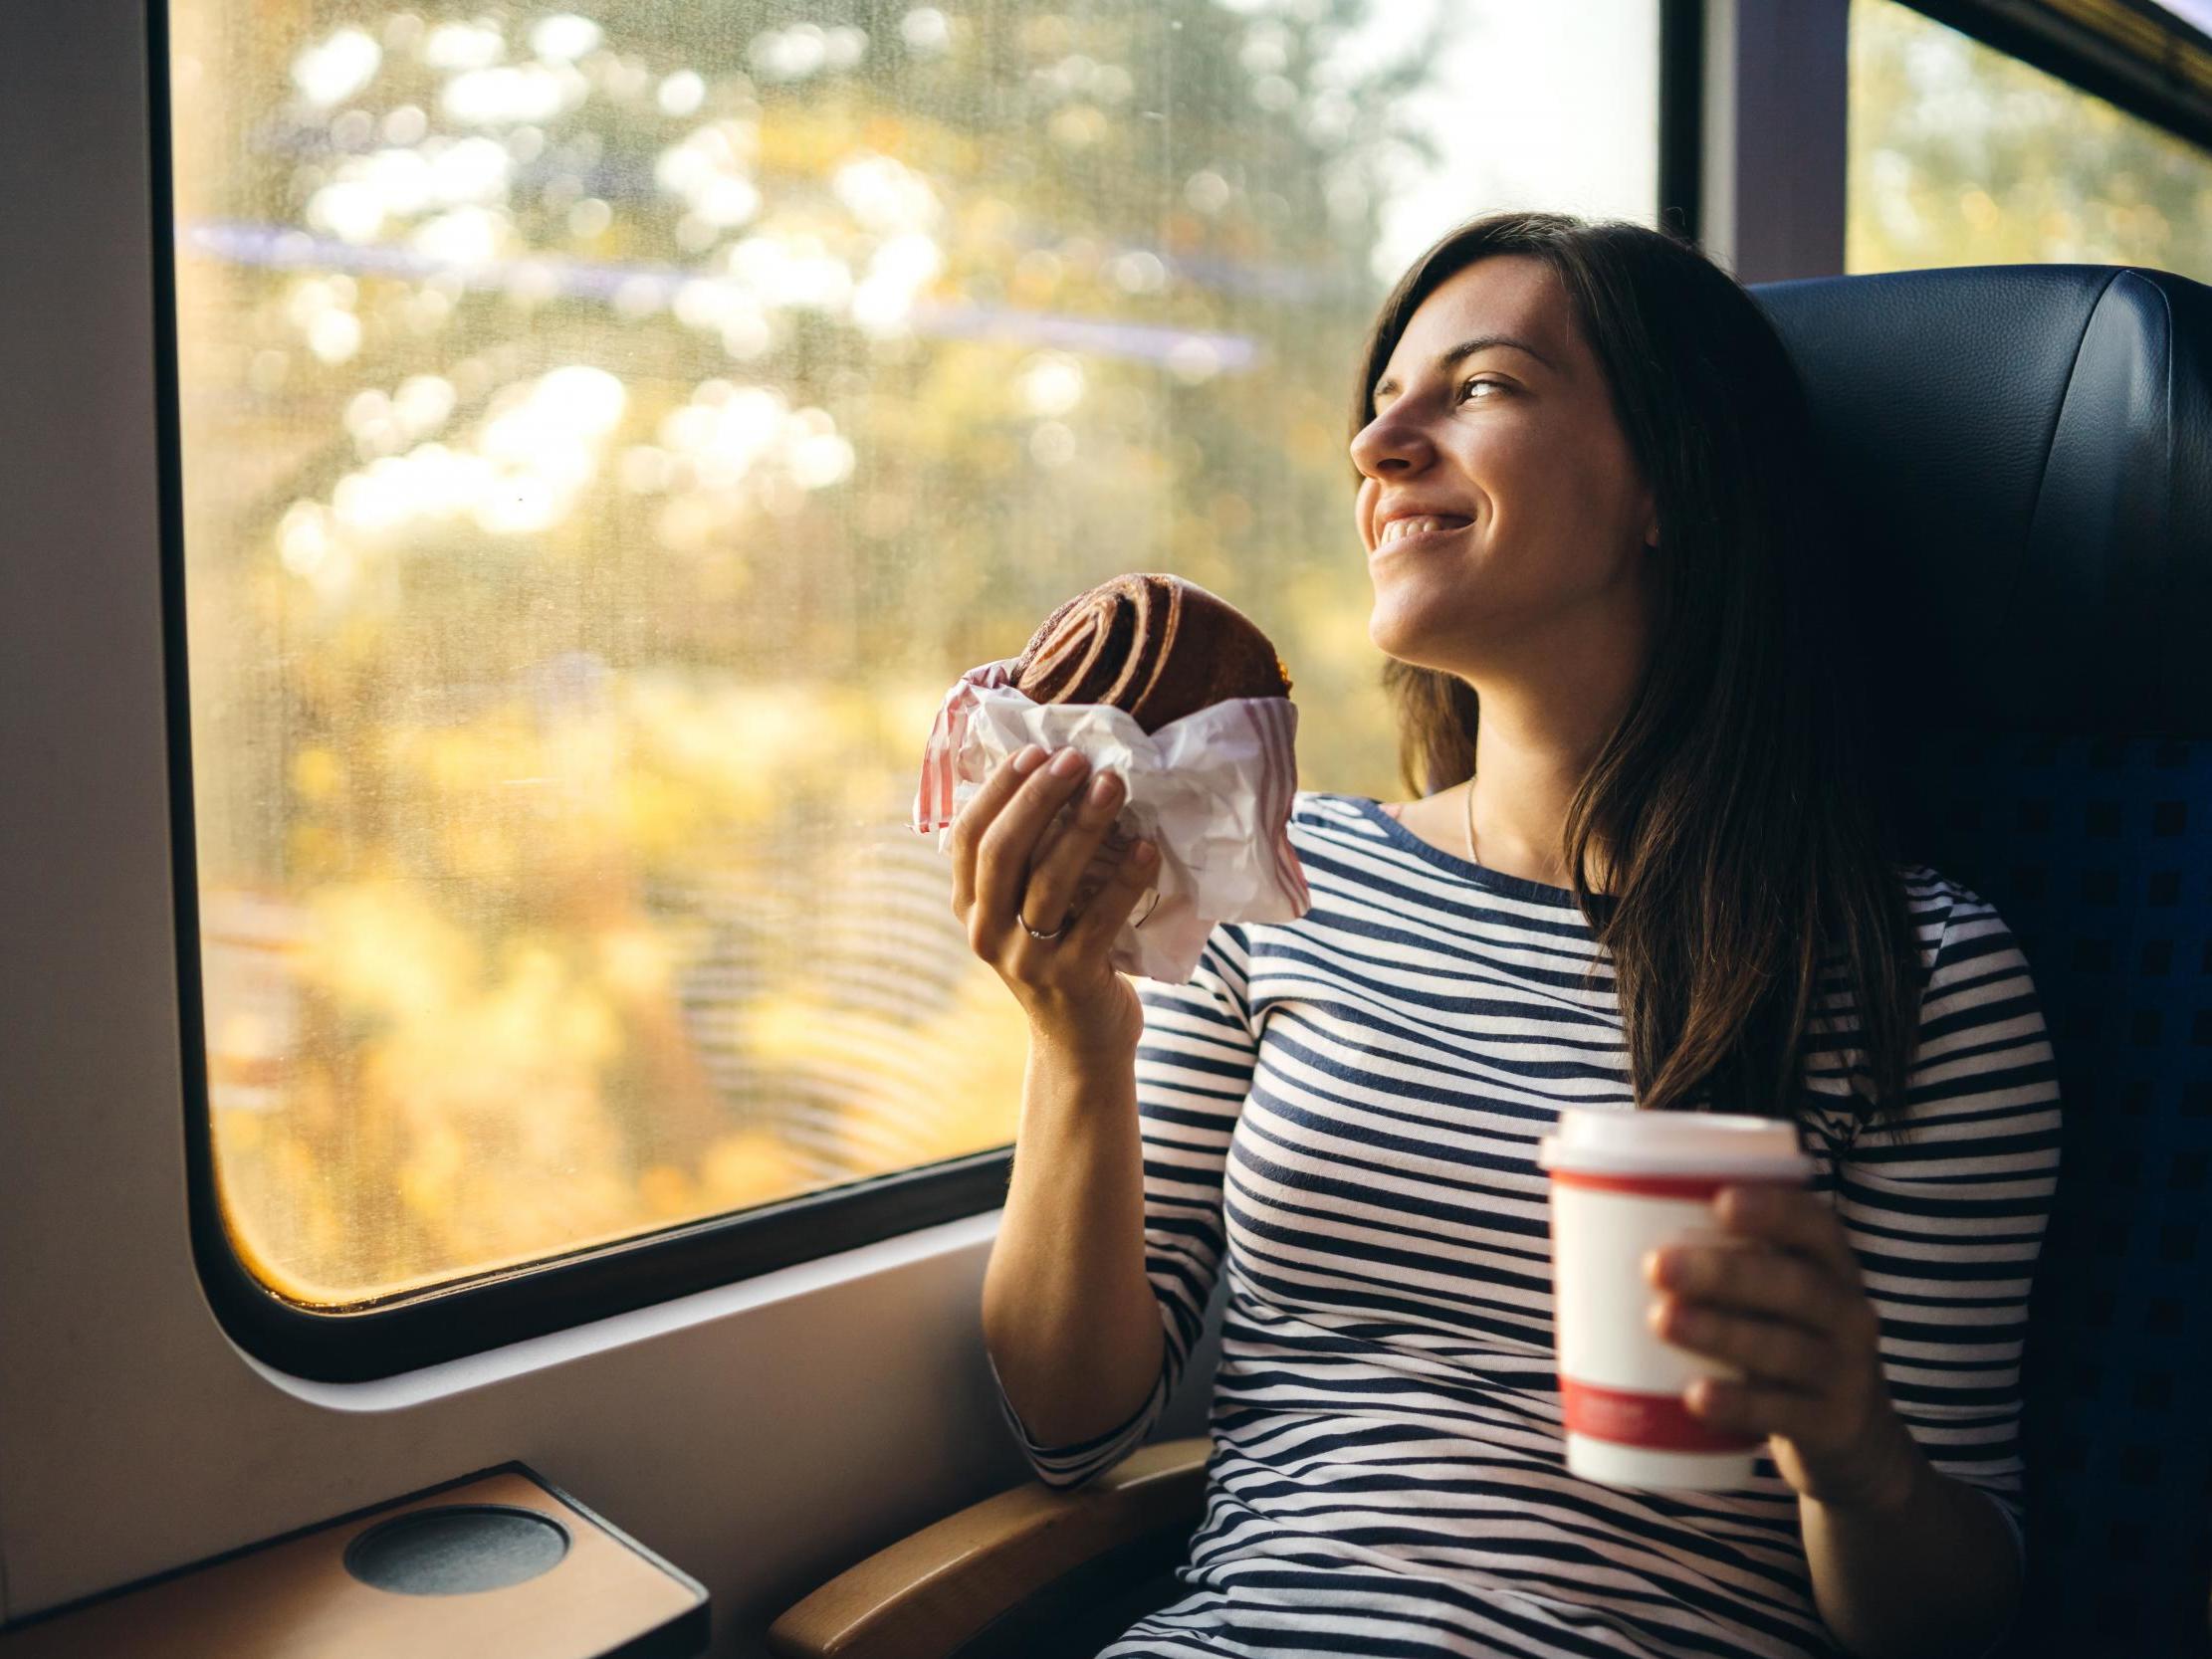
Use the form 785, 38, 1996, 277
958, 212, 2062, 1659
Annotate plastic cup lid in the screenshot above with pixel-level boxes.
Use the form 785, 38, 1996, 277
1536, 1106, 1812, 1180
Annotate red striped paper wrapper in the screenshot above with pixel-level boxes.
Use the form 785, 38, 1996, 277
911, 658, 1310, 981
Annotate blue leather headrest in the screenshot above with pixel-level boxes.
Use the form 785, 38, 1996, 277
1752, 265, 2212, 740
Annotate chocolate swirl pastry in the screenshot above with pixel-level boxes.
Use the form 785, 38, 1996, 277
1012, 573, 1291, 732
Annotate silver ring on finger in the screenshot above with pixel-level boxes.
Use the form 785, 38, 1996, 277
1020, 910, 1068, 941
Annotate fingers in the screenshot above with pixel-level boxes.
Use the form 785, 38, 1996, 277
947, 741, 1159, 977
946, 743, 1048, 917
1681, 1378, 1829, 1443
1659, 1193, 1918, 1512
1716, 1184, 1866, 1287
1647, 1190, 1885, 1397
1649, 1297, 1829, 1391
949, 743, 1089, 928
1020, 767, 1131, 933
1062, 832, 1160, 953
1646, 1236, 1838, 1334
972, 748, 1098, 935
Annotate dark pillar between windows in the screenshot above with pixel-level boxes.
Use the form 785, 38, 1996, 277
1699, 0, 1850, 284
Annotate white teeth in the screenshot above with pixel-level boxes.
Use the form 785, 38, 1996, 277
1382, 515, 1464, 544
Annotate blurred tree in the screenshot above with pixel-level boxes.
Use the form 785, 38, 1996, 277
1849, 0, 2212, 280
172, 0, 1449, 1300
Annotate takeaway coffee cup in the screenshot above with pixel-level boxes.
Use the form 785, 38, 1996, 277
1537, 1109, 1814, 1490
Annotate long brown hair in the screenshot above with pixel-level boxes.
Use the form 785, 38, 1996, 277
1352, 212, 1922, 1135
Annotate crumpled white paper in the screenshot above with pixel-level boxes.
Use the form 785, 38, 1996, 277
913, 657, 1311, 983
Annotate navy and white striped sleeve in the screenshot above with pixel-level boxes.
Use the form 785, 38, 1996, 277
1834, 879, 2063, 1564
991, 923, 1261, 1488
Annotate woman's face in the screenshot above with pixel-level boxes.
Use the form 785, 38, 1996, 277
1352, 254, 1658, 673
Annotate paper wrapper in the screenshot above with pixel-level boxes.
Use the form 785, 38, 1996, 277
913, 658, 1311, 983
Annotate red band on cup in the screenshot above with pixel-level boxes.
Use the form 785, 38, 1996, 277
1548, 1170, 1800, 1201
1560, 1376, 1761, 1454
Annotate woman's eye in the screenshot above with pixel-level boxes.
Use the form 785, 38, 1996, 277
1458, 377, 1503, 403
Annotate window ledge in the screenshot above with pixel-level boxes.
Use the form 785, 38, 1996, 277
232, 1210, 1003, 1412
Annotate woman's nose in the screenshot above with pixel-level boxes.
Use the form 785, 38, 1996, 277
1349, 410, 1434, 480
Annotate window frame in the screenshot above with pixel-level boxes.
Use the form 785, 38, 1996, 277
155, 0, 1688, 1382
151, 0, 1023, 1383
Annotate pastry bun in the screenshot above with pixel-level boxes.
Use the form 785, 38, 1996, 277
1011, 572, 1291, 733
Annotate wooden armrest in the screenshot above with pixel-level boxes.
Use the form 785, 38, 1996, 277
764, 1437, 1210, 1659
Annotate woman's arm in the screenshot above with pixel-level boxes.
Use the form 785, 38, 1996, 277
1650, 879, 2060, 1658
985, 924, 1263, 1487
1798, 1438, 2022, 1659
983, 1026, 1167, 1449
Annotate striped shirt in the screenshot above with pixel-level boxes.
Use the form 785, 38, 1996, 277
989, 791, 2062, 1659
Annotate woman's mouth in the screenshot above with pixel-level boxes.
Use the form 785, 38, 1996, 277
1372, 514, 1473, 554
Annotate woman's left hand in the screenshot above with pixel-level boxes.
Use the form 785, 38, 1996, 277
1645, 1184, 1926, 1512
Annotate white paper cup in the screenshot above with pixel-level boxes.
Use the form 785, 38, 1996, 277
1536, 1109, 1813, 1490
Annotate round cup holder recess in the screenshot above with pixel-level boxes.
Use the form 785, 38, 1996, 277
342, 1504, 571, 1596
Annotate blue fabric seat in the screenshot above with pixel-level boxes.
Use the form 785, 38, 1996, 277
1758, 266, 2212, 1658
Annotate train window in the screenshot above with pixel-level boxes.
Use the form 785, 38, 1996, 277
161, 2, 1659, 1329
1848, 0, 2212, 279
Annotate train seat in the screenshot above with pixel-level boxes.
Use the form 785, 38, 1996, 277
1767, 261, 2212, 1657
767, 261, 2212, 1659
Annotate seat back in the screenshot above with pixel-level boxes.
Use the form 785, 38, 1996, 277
1756, 266, 2212, 1657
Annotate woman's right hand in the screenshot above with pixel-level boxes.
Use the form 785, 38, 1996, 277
948, 743, 1161, 1057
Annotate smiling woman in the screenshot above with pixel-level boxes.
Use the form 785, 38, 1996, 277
980, 210, 2061, 1659
1352, 213, 1924, 1128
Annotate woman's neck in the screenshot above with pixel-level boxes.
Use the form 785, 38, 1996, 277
1457, 613, 1649, 893
1459, 708, 1598, 891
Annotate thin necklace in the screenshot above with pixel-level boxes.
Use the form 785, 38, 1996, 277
1462, 777, 1479, 868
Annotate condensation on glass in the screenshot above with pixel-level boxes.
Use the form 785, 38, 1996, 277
1848, 0, 2212, 281
163, 0, 1659, 1305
